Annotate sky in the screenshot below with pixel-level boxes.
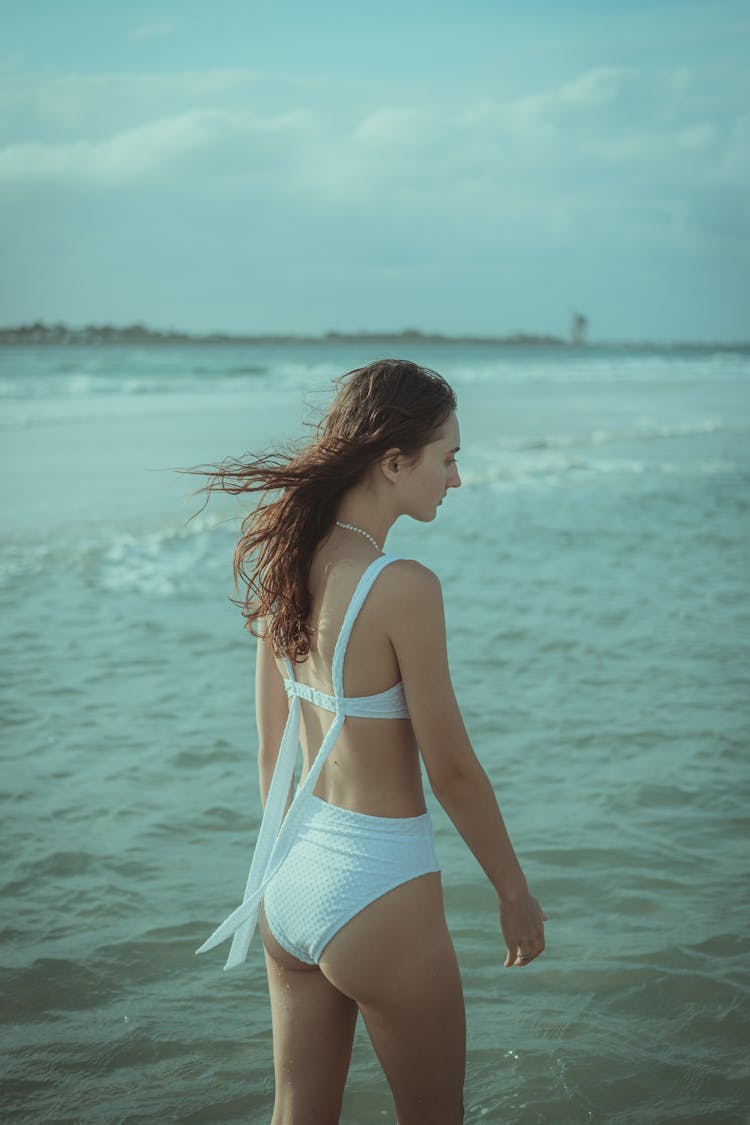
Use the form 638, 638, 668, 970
1, 0, 748, 341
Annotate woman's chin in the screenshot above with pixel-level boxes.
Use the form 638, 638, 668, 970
406, 501, 441, 523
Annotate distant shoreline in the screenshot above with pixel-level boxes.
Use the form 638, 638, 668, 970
0, 322, 565, 347
0, 321, 746, 350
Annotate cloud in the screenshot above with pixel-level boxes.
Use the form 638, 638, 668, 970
352, 108, 432, 148
0, 106, 314, 184
0, 110, 223, 182
560, 66, 624, 106
0, 61, 746, 261
714, 111, 750, 182
126, 21, 174, 45
0, 67, 311, 143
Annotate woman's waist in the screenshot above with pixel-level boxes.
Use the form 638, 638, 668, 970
295, 791, 434, 842
298, 748, 424, 815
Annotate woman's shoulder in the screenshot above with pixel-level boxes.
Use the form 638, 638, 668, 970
380, 556, 444, 604
378, 558, 448, 657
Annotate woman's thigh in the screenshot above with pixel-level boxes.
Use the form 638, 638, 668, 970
261, 909, 358, 1125
320, 872, 465, 1125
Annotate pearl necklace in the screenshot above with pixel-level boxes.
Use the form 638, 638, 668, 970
335, 520, 381, 553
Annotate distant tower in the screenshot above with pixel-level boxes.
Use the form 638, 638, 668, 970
570, 312, 588, 345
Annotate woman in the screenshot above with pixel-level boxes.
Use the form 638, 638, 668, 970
190, 358, 547, 1125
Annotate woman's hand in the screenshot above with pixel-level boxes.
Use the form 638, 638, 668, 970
499, 889, 548, 967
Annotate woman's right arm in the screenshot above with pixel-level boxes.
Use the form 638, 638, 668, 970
387, 561, 547, 967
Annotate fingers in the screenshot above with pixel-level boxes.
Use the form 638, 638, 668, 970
500, 895, 548, 967
506, 924, 546, 968
507, 944, 543, 968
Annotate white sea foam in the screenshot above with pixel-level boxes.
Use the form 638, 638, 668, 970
1, 343, 748, 401
97, 515, 232, 596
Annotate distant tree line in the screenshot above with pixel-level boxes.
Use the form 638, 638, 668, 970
0, 321, 568, 347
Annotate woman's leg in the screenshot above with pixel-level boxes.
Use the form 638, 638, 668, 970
319, 872, 465, 1125
261, 909, 358, 1125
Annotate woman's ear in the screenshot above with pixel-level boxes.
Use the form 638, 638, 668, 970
379, 447, 403, 484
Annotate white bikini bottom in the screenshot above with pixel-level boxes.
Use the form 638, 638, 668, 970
262, 794, 440, 965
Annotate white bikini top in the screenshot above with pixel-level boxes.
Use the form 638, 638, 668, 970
283, 655, 408, 719
196, 552, 408, 969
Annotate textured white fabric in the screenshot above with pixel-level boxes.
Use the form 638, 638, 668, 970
196, 552, 406, 970
263, 794, 439, 964
283, 676, 408, 719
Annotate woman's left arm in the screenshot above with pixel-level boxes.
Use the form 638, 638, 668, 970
254, 622, 291, 807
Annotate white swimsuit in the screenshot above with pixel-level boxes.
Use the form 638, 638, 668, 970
196, 553, 440, 969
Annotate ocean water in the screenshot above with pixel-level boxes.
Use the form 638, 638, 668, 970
1, 342, 748, 1124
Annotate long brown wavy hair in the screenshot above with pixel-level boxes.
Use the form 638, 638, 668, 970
180, 358, 457, 662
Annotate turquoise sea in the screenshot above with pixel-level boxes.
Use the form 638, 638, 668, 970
1, 342, 748, 1123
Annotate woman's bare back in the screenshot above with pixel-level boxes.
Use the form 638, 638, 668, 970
273, 547, 426, 818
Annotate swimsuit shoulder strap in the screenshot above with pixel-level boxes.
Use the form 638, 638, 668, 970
331, 553, 402, 697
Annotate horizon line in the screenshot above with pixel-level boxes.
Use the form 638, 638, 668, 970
0, 320, 748, 349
